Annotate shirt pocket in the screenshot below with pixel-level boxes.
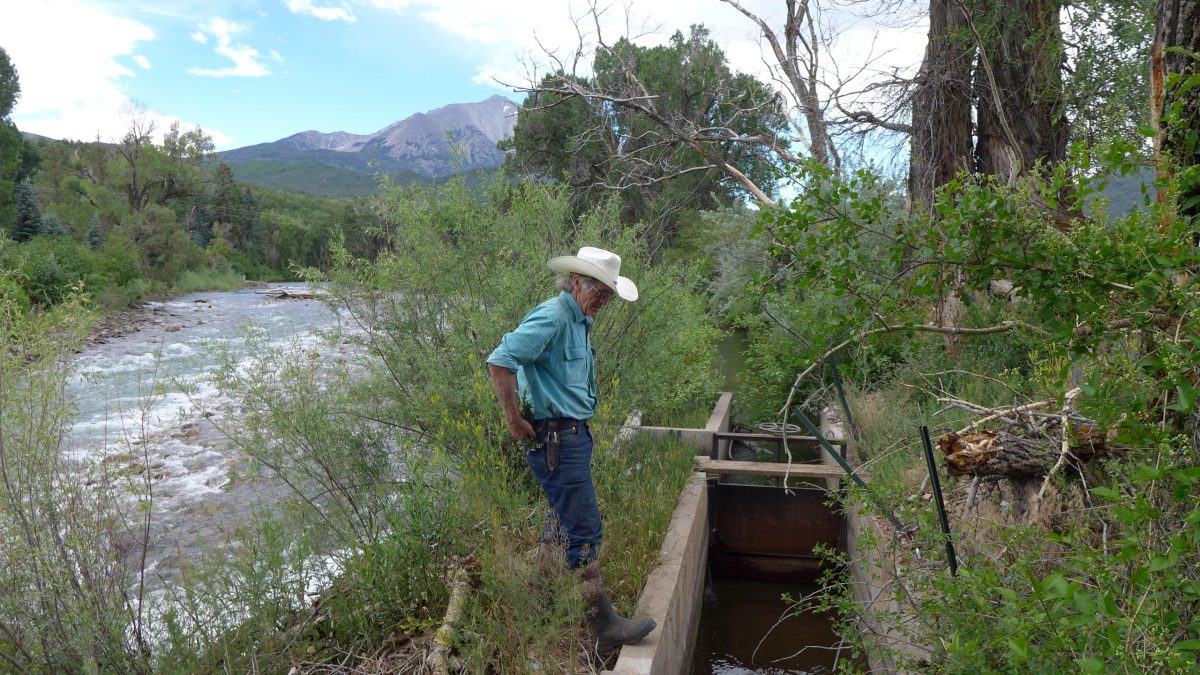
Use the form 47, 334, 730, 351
564, 345, 589, 382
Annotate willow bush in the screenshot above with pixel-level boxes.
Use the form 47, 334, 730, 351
173, 173, 722, 671
0, 282, 155, 672
316, 173, 722, 455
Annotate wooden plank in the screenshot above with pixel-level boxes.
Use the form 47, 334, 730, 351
695, 457, 848, 479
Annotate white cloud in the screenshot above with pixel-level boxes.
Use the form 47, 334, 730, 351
269, 50, 285, 64
362, 0, 924, 112
188, 17, 272, 78
0, 1, 153, 142
0, 2, 233, 145
192, 30, 208, 43
285, 0, 357, 22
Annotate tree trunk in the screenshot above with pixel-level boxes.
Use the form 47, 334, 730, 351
908, 0, 974, 214
973, 0, 1069, 182
1153, 0, 1200, 229
938, 430, 1108, 478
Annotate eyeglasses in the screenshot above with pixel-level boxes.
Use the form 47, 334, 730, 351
583, 280, 614, 301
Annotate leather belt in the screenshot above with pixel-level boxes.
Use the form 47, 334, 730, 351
535, 418, 582, 434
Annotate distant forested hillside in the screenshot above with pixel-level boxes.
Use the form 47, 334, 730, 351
228, 160, 415, 197
0, 58, 383, 310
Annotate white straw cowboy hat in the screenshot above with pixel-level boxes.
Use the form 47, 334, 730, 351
548, 246, 639, 302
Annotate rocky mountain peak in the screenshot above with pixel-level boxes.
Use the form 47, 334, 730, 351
219, 96, 519, 179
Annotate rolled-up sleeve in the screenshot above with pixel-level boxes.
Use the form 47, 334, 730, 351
487, 306, 560, 372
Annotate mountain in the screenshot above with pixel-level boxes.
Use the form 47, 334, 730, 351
219, 95, 518, 194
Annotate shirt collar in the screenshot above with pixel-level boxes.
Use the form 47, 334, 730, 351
559, 290, 592, 326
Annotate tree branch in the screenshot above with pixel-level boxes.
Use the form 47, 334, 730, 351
839, 106, 914, 135
778, 321, 1049, 416
1037, 387, 1083, 500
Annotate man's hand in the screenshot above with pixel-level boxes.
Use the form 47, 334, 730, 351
489, 363, 535, 442
506, 414, 535, 441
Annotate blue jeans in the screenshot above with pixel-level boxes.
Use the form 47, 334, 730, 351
525, 421, 601, 569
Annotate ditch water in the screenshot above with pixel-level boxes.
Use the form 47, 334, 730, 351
716, 328, 749, 399
689, 357, 851, 674
65, 284, 349, 585
692, 580, 841, 674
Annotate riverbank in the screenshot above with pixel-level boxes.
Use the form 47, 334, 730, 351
84, 302, 169, 348
83, 280, 276, 348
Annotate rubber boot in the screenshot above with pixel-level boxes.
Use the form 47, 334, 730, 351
580, 563, 656, 656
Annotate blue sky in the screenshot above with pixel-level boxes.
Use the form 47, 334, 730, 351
0, 0, 922, 151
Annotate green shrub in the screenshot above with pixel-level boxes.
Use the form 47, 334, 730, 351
800, 157, 1200, 672
0, 291, 149, 672
5, 235, 99, 306
92, 277, 151, 309
0, 261, 30, 312
95, 238, 143, 288
176, 174, 721, 670
316, 174, 721, 456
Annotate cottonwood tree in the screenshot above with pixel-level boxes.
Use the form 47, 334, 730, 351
899, 0, 1074, 217
1152, 0, 1200, 229
972, 0, 1069, 183
115, 104, 214, 212
907, 0, 973, 213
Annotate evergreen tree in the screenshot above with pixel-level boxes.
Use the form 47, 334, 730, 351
85, 214, 105, 248
10, 179, 40, 242
237, 186, 265, 256
187, 203, 211, 248
39, 213, 65, 237
1, 47, 25, 227
507, 25, 788, 240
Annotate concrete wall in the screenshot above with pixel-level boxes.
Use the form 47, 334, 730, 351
604, 472, 709, 675
637, 391, 734, 457
820, 407, 908, 674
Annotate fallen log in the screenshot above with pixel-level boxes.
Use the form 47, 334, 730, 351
259, 288, 327, 300
937, 428, 1109, 478
428, 557, 480, 675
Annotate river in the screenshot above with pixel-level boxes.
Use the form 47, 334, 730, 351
65, 283, 349, 586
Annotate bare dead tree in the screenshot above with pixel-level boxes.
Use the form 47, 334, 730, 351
720, 0, 840, 172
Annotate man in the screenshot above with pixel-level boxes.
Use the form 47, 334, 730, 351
487, 246, 656, 656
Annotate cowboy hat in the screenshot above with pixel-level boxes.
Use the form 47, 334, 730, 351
548, 246, 639, 301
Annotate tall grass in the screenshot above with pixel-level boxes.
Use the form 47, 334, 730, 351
453, 432, 699, 671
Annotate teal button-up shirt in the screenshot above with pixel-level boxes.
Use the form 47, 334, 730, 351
487, 291, 597, 420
